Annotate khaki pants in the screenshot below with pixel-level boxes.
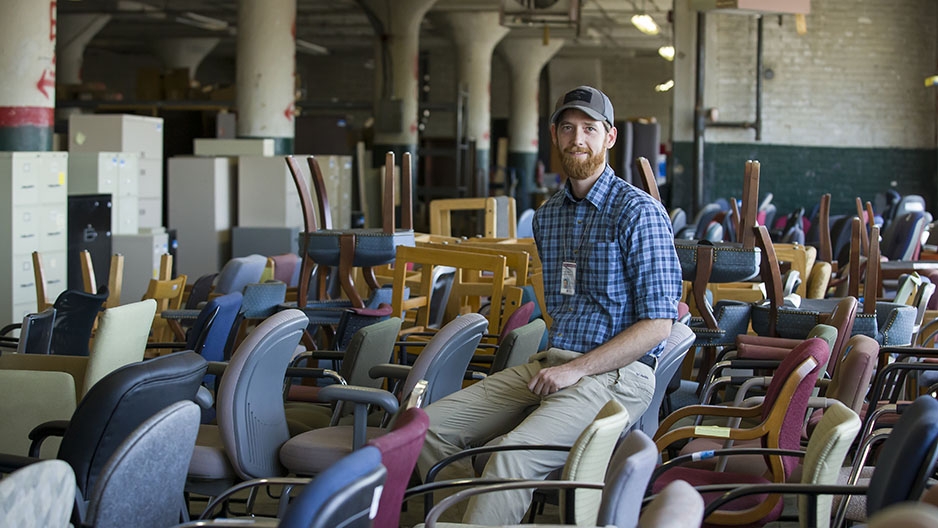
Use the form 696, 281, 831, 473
417, 348, 655, 525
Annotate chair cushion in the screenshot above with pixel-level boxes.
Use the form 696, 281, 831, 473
187, 424, 237, 480
279, 425, 384, 476
304, 228, 415, 267
675, 240, 761, 283
652, 466, 784, 520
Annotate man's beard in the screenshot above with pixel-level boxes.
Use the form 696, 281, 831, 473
560, 147, 606, 181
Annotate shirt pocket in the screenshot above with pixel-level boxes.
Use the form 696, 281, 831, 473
583, 242, 625, 300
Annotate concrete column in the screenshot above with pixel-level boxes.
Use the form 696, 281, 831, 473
499, 36, 564, 212
153, 37, 220, 80
57, 14, 110, 85
360, 0, 437, 169
436, 10, 508, 196
236, 0, 295, 154
0, 0, 56, 150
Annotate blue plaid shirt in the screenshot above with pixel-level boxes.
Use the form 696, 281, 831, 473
532, 165, 682, 356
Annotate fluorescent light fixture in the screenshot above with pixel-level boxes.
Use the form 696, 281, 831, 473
181, 11, 228, 31
655, 80, 674, 92
630, 13, 660, 35
296, 39, 329, 56
658, 45, 675, 61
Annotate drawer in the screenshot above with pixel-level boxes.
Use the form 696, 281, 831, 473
42, 251, 68, 300
11, 206, 40, 255
11, 253, 37, 305
114, 197, 139, 235
39, 205, 67, 251
137, 158, 162, 198
138, 197, 163, 229
40, 155, 68, 205
10, 154, 40, 205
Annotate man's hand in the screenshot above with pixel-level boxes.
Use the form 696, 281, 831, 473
528, 364, 586, 396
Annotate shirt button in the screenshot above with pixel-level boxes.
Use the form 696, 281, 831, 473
578, 219, 583, 224
568, 307, 573, 312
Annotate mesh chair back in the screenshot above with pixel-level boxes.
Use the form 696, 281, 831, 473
191, 291, 243, 363
17, 307, 56, 354
185, 272, 218, 309
50, 286, 108, 356
241, 282, 287, 319
85, 401, 200, 528
279, 446, 387, 528
0, 459, 75, 527
340, 316, 402, 389
58, 351, 207, 497
216, 309, 308, 480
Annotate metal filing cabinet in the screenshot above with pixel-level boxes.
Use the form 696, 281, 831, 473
67, 194, 112, 291
68, 152, 139, 235
68, 114, 164, 228
167, 156, 235, 279
0, 152, 68, 323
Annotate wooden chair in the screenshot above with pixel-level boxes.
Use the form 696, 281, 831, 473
391, 245, 507, 337
142, 274, 187, 341
32, 251, 52, 312
633, 156, 662, 202
78, 252, 124, 309
429, 197, 517, 239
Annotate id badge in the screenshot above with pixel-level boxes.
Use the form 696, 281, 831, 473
561, 261, 576, 296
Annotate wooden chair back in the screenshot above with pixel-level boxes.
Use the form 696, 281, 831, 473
106, 254, 124, 309
79, 250, 97, 294
633, 156, 661, 202
429, 197, 516, 239
391, 245, 507, 334
32, 251, 51, 312
142, 274, 187, 341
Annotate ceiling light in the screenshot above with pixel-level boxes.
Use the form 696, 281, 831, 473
296, 39, 329, 56
630, 14, 659, 36
655, 80, 674, 92
181, 12, 228, 31
658, 45, 675, 61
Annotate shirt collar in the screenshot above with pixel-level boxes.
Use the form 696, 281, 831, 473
563, 164, 614, 208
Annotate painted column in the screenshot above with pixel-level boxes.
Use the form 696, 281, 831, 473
360, 0, 437, 170
436, 10, 508, 197
0, 0, 57, 151
153, 38, 220, 80
57, 14, 110, 86
236, 0, 295, 154
500, 36, 564, 212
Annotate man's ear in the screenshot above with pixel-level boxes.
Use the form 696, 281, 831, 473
605, 126, 618, 149
549, 123, 558, 147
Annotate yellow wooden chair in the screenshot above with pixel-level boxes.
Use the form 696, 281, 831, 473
141, 274, 187, 343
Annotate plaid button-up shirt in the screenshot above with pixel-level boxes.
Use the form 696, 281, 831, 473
533, 165, 682, 356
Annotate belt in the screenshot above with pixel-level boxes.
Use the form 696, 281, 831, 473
636, 354, 657, 371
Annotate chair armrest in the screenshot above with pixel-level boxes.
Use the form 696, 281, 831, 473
194, 476, 315, 521
698, 483, 869, 524
422, 480, 604, 528
0, 322, 22, 337
650, 447, 805, 485
317, 385, 398, 414
369, 363, 412, 380
206, 361, 228, 377
194, 386, 214, 410
0, 452, 38, 475
159, 309, 201, 321
413, 443, 573, 514
27, 419, 70, 457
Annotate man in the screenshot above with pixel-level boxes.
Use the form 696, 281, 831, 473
417, 85, 682, 524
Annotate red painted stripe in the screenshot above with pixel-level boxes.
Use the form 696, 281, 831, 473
0, 106, 54, 127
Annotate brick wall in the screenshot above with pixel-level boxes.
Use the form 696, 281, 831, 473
671, 0, 938, 216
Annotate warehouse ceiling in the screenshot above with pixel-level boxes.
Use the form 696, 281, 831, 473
58, 0, 675, 60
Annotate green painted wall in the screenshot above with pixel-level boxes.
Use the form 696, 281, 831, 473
670, 142, 938, 220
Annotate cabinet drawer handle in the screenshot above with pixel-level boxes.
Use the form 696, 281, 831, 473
20, 234, 35, 238
47, 231, 61, 236
21, 184, 35, 190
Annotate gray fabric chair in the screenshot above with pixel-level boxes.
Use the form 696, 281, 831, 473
637, 480, 706, 528
279, 313, 488, 476
284, 316, 403, 435
632, 321, 695, 437
0, 459, 75, 528
186, 309, 309, 497
83, 400, 200, 528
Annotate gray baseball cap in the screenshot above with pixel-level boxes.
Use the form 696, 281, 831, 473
550, 86, 614, 127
